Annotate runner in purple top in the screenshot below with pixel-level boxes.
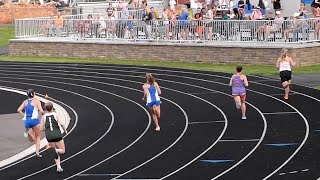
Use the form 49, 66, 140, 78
229, 65, 249, 119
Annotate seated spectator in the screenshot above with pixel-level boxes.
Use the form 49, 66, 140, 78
193, 7, 203, 40
84, 14, 93, 37
314, 9, 320, 39
151, 7, 160, 19
178, 7, 190, 40
283, 16, 297, 42
39, 16, 54, 36
52, 12, 64, 37
256, 11, 274, 40
106, 14, 116, 39
238, 0, 245, 20
203, 5, 214, 40
143, 8, 154, 39
127, 15, 136, 40
250, 6, 263, 20
264, 10, 283, 39
283, 13, 306, 42
106, 3, 115, 17
162, 8, 170, 39
311, 0, 320, 17
297, 3, 307, 19
96, 13, 106, 38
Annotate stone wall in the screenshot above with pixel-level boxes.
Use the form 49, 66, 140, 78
9, 40, 320, 66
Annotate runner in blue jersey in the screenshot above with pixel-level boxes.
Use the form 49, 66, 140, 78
229, 65, 249, 119
142, 73, 162, 131
17, 89, 45, 157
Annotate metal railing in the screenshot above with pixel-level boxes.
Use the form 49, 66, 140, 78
14, 18, 320, 43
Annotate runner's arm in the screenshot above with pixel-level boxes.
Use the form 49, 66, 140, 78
244, 75, 249, 87
229, 76, 233, 86
142, 84, 148, 101
155, 82, 161, 95
56, 113, 67, 134
17, 101, 26, 117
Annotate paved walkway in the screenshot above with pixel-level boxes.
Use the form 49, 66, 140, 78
0, 113, 32, 161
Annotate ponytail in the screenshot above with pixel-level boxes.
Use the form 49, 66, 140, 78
146, 73, 155, 84
280, 48, 288, 61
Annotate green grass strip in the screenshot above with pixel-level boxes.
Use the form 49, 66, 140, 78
1, 55, 320, 75
0, 27, 15, 47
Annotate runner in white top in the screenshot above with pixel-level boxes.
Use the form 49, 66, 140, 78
276, 48, 297, 100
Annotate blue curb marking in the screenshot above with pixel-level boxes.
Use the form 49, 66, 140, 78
201, 160, 234, 163
265, 143, 297, 147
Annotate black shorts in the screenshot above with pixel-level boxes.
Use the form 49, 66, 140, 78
47, 137, 63, 143
280, 70, 292, 83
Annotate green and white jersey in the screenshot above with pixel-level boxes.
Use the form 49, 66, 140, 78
43, 112, 62, 141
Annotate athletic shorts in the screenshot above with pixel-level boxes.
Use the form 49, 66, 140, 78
232, 88, 246, 98
25, 119, 40, 129
146, 101, 161, 108
47, 137, 63, 143
280, 70, 292, 83
232, 93, 246, 98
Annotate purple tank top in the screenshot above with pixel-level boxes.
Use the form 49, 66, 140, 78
232, 74, 246, 95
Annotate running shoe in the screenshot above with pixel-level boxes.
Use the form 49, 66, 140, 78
155, 126, 160, 131
235, 102, 241, 109
35, 154, 43, 158
242, 116, 247, 120
56, 167, 63, 173
23, 131, 28, 138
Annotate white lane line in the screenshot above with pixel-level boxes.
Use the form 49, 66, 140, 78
2, 63, 316, 178
0, 80, 115, 180
269, 93, 297, 96
188, 121, 225, 125
262, 112, 298, 115
0, 69, 265, 180
0, 79, 151, 180
35, 72, 227, 180
158, 89, 228, 180
0, 86, 78, 171
78, 174, 121, 176
248, 89, 309, 180
249, 74, 320, 91
278, 168, 310, 176
219, 139, 260, 142
1, 62, 319, 92
189, 92, 220, 95
252, 79, 277, 82
0, 75, 184, 180
117, 179, 159, 180
49, 82, 188, 180
289, 171, 298, 174
0, 70, 227, 180
0, 86, 70, 168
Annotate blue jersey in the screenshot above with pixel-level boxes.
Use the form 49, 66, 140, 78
22, 99, 39, 121
146, 84, 160, 103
